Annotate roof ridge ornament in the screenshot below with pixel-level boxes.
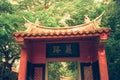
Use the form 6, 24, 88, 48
22, 11, 105, 33
84, 15, 91, 23
23, 16, 43, 32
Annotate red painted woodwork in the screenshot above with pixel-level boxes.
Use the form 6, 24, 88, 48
100, 33, 108, 39
98, 45, 109, 80
30, 42, 46, 64
80, 41, 97, 62
16, 37, 109, 80
18, 47, 28, 80
26, 40, 98, 63
13, 13, 111, 80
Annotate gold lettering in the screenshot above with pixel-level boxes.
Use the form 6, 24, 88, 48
53, 46, 61, 54
65, 45, 72, 54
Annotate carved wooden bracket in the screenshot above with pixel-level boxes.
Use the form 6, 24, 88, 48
99, 38, 107, 47
17, 41, 26, 48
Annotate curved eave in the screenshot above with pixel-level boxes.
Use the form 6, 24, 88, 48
13, 12, 111, 40
25, 11, 104, 30
13, 27, 111, 39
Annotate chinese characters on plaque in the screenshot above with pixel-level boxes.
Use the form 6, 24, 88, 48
46, 43, 80, 58
53, 45, 72, 54
53, 46, 61, 54
65, 45, 72, 54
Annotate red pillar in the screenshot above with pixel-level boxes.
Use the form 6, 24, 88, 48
98, 45, 109, 80
18, 45, 27, 80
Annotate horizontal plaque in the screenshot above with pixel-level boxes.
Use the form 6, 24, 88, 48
46, 43, 80, 58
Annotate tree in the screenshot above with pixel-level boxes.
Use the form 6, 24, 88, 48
48, 61, 78, 80
0, 0, 120, 80
0, 23, 20, 79
17, 0, 106, 27
0, 0, 14, 14
105, 0, 120, 80
0, 1, 24, 79
48, 62, 63, 80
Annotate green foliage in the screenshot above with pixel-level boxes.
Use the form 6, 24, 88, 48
0, 0, 120, 80
105, 0, 120, 80
17, 0, 106, 27
0, 34, 20, 79
48, 62, 78, 80
106, 36, 120, 80
0, 0, 14, 14
0, 1, 22, 79
0, 14, 24, 33
48, 62, 63, 80
9, 72, 18, 80
36, 11, 59, 27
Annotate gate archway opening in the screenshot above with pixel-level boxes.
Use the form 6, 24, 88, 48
46, 59, 81, 80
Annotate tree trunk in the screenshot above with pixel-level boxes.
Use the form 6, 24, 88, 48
1, 66, 5, 80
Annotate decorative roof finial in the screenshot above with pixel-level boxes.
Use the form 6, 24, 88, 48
84, 15, 91, 23
23, 17, 41, 32
35, 18, 41, 26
